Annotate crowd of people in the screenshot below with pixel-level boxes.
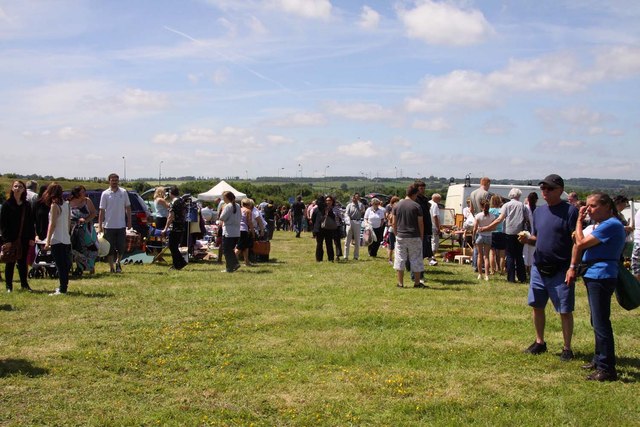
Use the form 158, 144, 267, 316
2, 172, 639, 382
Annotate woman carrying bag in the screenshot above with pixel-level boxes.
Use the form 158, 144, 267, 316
312, 195, 337, 262
1, 180, 35, 292
573, 192, 626, 381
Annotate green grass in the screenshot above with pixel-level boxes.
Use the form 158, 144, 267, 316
1, 233, 639, 426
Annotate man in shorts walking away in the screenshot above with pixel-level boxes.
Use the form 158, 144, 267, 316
519, 174, 579, 361
392, 185, 425, 288
98, 173, 132, 273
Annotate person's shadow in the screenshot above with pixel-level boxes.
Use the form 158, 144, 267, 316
617, 356, 640, 383
0, 359, 49, 378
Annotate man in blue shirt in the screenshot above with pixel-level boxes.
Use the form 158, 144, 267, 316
519, 174, 579, 361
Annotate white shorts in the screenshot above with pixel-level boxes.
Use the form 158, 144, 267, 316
394, 237, 424, 273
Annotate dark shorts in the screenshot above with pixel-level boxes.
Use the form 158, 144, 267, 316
104, 228, 126, 256
491, 232, 506, 250
236, 231, 254, 250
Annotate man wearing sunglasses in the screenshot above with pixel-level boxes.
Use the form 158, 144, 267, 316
519, 174, 579, 362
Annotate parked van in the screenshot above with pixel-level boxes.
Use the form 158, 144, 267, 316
444, 184, 568, 216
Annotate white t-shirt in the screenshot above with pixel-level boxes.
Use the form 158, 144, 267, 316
475, 211, 496, 237
100, 187, 131, 229
364, 207, 385, 228
50, 201, 71, 245
430, 201, 440, 227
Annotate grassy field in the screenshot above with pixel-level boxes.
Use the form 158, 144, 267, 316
1, 232, 639, 426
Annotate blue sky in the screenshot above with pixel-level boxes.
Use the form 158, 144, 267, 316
1, 0, 639, 181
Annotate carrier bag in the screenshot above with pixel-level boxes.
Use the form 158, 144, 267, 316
615, 263, 640, 311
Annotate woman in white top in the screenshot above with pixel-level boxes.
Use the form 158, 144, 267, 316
219, 191, 242, 273
364, 198, 386, 257
43, 183, 72, 295
473, 200, 496, 281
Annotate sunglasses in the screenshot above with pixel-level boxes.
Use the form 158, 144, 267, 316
540, 185, 558, 191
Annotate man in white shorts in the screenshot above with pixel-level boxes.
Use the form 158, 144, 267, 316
392, 185, 425, 288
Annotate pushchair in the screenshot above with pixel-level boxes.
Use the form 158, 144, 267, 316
28, 241, 58, 279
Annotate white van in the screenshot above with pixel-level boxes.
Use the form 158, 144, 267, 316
444, 183, 568, 216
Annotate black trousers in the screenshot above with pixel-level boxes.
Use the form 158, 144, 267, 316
368, 226, 384, 257
169, 229, 187, 270
505, 234, 526, 282
5, 258, 29, 290
51, 243, 72, 293
315, 229, 334, 261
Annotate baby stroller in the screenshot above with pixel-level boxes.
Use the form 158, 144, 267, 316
29, 241, 58, 279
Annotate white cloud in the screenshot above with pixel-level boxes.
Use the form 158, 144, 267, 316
116, 89, 169, 110
325, 101, 393, 121
337, 140, 380, 157
481, 116, 514, 135
397, 0, 494, 46
57, 126, 87, 140
218, 17, 237, 37
536, 107, 623, 136
488, 55, 586, 93
406, 70, 495, 112
591, 45, 640, 80
270, 112, 327, 127
407, 47, 640, 113
152, 127, 262, 150
21, 126, 88, 141
538, 139, 587, 151
271, 0, 332, 20
359, 5, 380, 30
247, 16, 268, 35
267, 135, 294, 144
412, 117, 451, 131
211, 68, 230, 85
153, 133, 179, 145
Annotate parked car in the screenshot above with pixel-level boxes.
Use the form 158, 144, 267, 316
64, 189, 151, 238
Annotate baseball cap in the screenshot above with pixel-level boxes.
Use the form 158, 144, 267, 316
538, 174, 564, 189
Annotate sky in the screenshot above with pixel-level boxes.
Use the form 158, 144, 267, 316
1, 0, 639, 181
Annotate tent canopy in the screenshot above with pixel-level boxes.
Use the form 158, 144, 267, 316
197, 180, 246, 201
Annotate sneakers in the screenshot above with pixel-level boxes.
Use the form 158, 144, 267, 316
49, 289, 65, 296
586, 369, 617, 382
524, 341, 547, 355
429, 259, 438, 266
560, 349, 574, 362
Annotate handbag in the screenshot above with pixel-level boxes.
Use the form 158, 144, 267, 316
615, 263, 640, 311
0, 205, 26, 263
321, 215, 337, 231
0, 241, 19, 263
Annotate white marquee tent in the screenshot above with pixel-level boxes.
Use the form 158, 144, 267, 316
197, 180, 246, 201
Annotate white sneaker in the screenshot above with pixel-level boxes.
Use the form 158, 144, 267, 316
484, 275, 489, 281
429, 259, 438, 266
49, 289, 64, 296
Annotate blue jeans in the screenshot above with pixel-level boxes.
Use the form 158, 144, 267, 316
505, 234, 526, 283
585, 277, 617, 372
51, 243, 72, 293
